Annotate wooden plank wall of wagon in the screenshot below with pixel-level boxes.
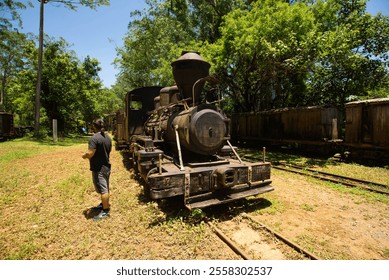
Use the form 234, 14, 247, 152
0, 114, 4, 134
0, 113, 14, 137
261, 111, 283, 139
345, 98, 389, 147
345, 105, 362, 144
371, 101, 389, 146
280, 107, 339, 140
231, 106, 340, 142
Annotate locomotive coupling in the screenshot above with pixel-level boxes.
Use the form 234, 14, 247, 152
214, 168, 238, 188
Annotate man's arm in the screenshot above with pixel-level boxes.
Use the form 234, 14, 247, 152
82, 149, 96, 159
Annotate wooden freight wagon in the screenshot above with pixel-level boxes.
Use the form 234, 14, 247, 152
113, 109, 127, 150
0, 112, 15, 141
104, 113, 116, 133
232, 106, 340, 146
345, 98, 389, 147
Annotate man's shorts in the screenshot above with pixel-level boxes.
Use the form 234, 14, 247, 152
92, 165, 111, 194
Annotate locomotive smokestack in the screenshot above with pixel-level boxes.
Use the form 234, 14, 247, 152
171, 51, 211, 105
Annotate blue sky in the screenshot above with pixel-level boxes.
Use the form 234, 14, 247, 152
17, 0, 389, 88
18, 0, 147, 88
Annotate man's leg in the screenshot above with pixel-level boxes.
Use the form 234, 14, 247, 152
93, 168, 110, 221
101, 192, 110, 210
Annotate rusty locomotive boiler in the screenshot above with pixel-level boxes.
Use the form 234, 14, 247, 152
124, 52, 273, 209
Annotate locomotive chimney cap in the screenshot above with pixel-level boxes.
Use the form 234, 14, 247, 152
171, 51, 211, 105
182, 50, 199, 55
172, 51, 210, 66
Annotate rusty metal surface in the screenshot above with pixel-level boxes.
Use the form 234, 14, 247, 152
118, 52, 274, 209
171, 51, 210, 105
146, 157, 273, 209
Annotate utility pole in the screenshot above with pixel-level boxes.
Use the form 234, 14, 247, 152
0, 80, 3, 112
34, 0, 46, 136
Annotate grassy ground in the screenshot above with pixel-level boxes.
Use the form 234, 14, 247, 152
1, 137, 388, 260
0, 137, 235, 260
241, 148, 389, 187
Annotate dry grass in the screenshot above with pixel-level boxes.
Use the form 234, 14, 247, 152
2, 138, 389, 260
0, 137, 237, 260
241, 147, 389, 187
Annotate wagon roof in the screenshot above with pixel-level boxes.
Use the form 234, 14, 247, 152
0, 111, 13, 115
345, 98, 389, 107
232, 105, 336, 115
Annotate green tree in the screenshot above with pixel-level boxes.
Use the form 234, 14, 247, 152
0, 0, 32, 109
7, 69, 36, 125
7, 36, 112, 134
0, 31, 33, 111
6, 37, 39, 125
212, 0, 316, 112
115, 0, 252, 92
308, 0, 389, 106
33, 0, 110, 135
114, 0, 389, 114
79, 56, 121, 127
39, 38, 106, 133
186, 0, 250, 43
115, 0, 192, 91
0, 0, 32, 29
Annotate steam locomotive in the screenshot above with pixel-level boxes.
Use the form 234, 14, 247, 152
115, 52, 273, 209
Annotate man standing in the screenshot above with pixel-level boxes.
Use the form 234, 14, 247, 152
82, 118, 112, 221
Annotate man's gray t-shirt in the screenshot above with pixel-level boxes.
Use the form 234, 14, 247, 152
88, 132, 112, 172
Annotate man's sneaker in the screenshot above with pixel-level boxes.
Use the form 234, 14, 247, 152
93, 210, 110, 221
94, 203, 110, 210
94, 203, 103, 210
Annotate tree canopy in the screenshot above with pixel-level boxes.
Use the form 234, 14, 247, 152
1, 0, 388, 135
1, 0, 120, 135
115, 0, 389, 114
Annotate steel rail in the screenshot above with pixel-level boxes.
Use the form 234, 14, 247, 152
273, 164, 389, 196
281, 163, 388, 188
242, 214, 321, 260
207, 221, 251, 260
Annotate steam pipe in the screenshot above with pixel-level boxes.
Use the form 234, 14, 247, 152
192, 77, 207, 107
191, 76, 219, 107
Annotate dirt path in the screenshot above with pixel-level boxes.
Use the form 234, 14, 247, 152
247, 171, 389, 259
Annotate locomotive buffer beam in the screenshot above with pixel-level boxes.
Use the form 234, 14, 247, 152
185, 181, 274, 209
146, 160, 274, 209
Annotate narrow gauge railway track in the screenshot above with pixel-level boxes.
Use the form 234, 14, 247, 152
206, 214, 320, 260
273, 163, 389, 196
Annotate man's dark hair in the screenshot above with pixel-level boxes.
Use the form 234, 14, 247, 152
93, 118, 105, 133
